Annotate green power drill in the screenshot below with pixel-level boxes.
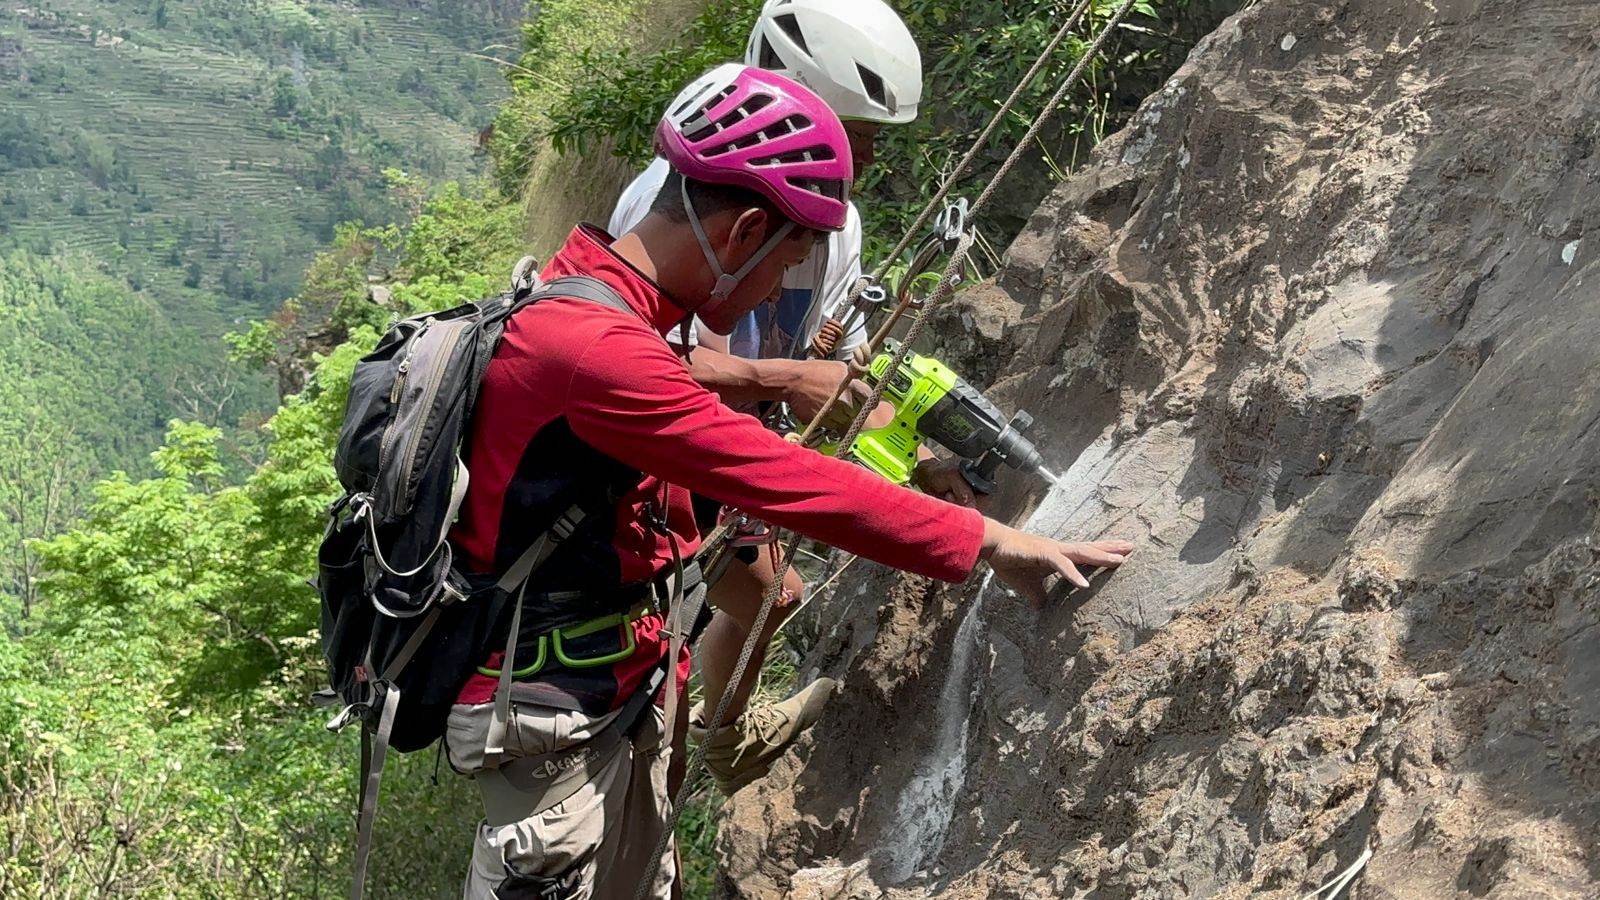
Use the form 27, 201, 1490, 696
838, 340, 1052, 494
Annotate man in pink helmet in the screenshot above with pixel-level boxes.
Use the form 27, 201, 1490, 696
446, 65, 1130, 899
610, 0, 962, 798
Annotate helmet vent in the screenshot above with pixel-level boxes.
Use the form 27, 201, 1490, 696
774, 13, 810, 56
752, 145, 838, 166
740, 93, 775, 116
675, 83, 734, 119
703, 113, 812, 158
856, 64, 887, 110
758, 35, 783, 70
791, 178, 847, 202
685, 88, 765, 142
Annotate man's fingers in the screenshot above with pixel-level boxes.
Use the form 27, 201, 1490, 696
950, 479, 976, 507
1063, 542, 1131, 569
1053, 555, 1091, 589
863, 397, 895, 429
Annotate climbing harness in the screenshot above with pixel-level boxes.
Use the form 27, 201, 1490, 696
472, 602, 653, 679
634, 0, 1148, 895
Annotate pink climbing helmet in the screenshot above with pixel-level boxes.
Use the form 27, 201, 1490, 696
656, 63, 854, 232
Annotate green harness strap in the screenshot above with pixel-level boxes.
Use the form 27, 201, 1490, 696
475, 602, 649, 678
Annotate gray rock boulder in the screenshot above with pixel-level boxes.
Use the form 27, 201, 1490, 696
719, 0, 1600, 896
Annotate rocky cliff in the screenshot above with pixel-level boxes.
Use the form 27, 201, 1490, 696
719, 0, 1600, 896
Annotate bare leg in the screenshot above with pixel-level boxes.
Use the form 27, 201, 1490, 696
699, 550, 805, 727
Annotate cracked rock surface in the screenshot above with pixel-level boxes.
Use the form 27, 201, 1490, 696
717, 0, 1600, 896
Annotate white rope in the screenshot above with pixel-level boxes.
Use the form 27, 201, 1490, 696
1302, 845, 1372, 900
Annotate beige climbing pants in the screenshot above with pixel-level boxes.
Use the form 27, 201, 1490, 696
446, 697, 675, 900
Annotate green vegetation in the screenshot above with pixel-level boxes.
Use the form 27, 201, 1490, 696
0, 0, 513, 618
531, 0, 1221, 257
3, 0, 1233, 896
484, 0, 703, 197
0, 0, 512, 605
0, 188, 499, 897
0, 250, 229, 619
0, 1, 511, 317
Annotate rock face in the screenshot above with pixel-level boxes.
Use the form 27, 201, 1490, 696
719, 0, 1600, 896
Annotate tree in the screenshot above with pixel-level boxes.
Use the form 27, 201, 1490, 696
0, 417, 80, 618
270, 72, 299, 118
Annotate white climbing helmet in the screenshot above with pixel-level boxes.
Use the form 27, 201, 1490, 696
744, 0, 924, 125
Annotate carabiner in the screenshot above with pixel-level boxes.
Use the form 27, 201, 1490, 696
935, 197, 969, 248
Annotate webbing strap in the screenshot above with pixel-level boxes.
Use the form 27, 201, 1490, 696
681, 177, 796, 302
350, 684, 399, 900
659, 539, 705, 756
478, 658, 664, 827
538, 276, 636, 315
485, 580, 526, 767
520, 275, 637, 317
496, 506, 585, 593
486, 506, 587, 768
382, 604, 443, 682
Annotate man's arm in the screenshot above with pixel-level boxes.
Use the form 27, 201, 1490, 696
563, 322, 1132, 595
566, 324, 984, 582
686, 343, 873, 425
685, 344, 805, 406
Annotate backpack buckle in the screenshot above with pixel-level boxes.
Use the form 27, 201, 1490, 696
510, 255, 542, 294
437, 576, 467, 606
551, 510, 583, 541
326, 704, 361, 733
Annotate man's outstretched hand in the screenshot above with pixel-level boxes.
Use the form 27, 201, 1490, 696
980, 519, 1133, 608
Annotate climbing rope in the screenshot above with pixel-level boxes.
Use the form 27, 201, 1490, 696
634, 1, 1144, 894
856, 0, 1098, 292
1302, 845, 1371, 900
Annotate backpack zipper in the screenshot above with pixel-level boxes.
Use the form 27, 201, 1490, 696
389, 355, 412, 405
391, 321, 457, 508
376, 319, 430, 491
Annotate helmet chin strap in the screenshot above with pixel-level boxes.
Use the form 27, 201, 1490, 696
681, 177, 796, 310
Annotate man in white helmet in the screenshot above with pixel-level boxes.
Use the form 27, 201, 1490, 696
609, 0, 973, 795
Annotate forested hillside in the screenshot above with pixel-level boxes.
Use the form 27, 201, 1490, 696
0, 250, 222, 616
0, 0, 514, 315
0, 0, 516, 621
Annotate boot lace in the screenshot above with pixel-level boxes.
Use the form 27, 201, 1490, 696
740, 704, 791, 746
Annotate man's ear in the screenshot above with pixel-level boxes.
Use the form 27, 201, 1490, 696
728, 207, 772, 255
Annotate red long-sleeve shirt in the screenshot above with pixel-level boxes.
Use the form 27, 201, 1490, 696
451, 226, 983, 710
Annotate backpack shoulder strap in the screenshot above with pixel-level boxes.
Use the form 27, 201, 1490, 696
523, 275, 636, 318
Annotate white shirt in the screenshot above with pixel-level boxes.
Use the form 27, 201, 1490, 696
609, 157, 869, 362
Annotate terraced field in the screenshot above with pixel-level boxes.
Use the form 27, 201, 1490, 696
0, 1, 519, 605
0, 0, 516, 331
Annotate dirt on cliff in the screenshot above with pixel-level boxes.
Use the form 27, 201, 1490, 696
717, 1, 1600, 897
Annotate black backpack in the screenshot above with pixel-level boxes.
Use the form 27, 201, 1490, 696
314, 265, 640, 898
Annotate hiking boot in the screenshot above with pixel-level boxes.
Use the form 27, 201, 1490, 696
689, 677, 839, 795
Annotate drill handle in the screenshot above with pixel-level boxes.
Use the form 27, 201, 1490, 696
959, 453, 1001, 496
